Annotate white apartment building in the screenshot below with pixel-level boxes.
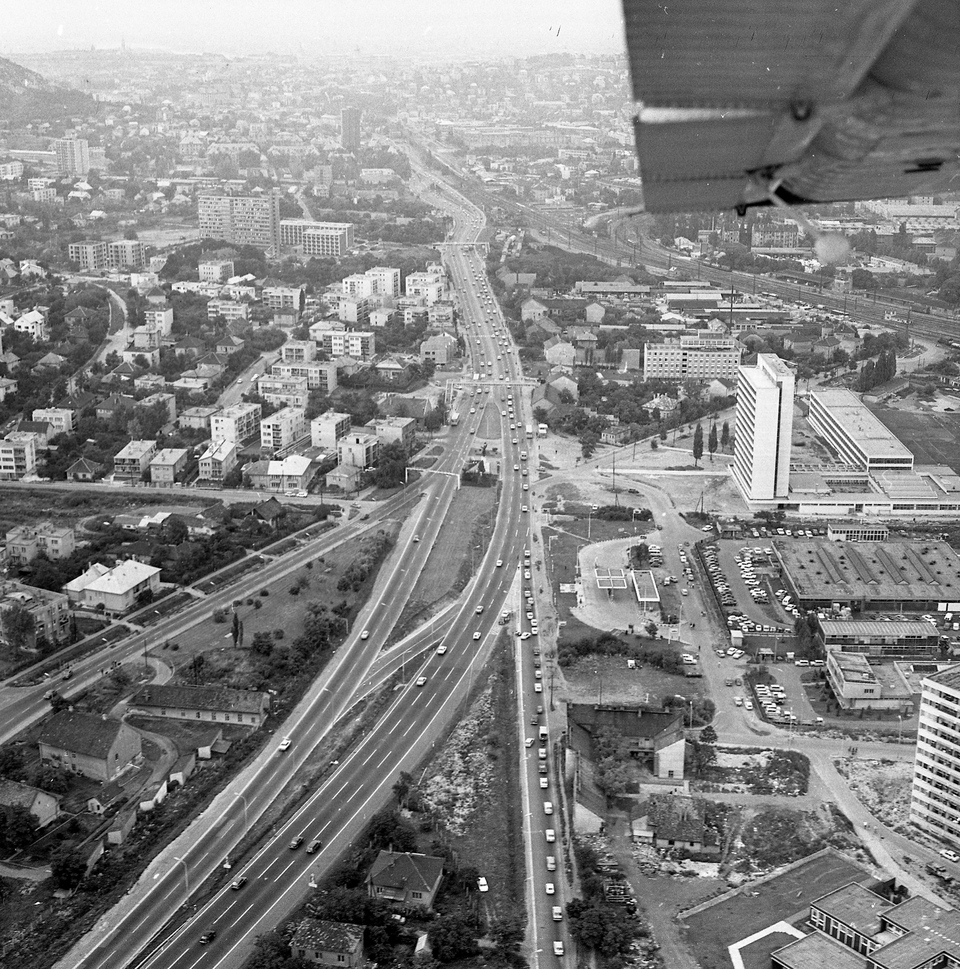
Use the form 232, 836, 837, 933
808, 388, 915, 472
210, 403, 261, 444
309, 326, 375, 360
281, 340, 317, 364
199, 258, 235, 282
13, 310, 48, 341
404, 271, 445, 305
338, 296, 371, 326
55, 138, 90, 176
256, 374, 309, 409
67, 239, 146, 271
270, 361, 337, 394
365, 266, 401, 297
642, 331, 742, 381
733, 353, 795, 504
263, 285, 304, 313
911, 666, 960, 849
113, 440, 158, 480
279, 219, 354, 256
198, 194, 281, 252
143, 305, 173, 335
6, 521, 75, 564
260, 407, 307, 451
338, 433, 380, 469
207, 299, 250, 321
198, 439, 238, 482
311, 412, 352, 450
342, 273, 375, 298
0, 160, 24, 181
31, 408, 76, 437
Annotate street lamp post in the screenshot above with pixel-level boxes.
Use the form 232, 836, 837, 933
898, 714, 904, 745
234, 792, 249, 829
174, 855, 189, 893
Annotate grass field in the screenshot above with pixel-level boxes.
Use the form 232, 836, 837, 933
868, 404, 960, 471
681, 850, 871, 969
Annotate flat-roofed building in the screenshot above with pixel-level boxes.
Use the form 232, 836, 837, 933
912, 664, 960, 848
179, 405, 221, 430
280, 340, 316, 364
31, 407, 76, 437
198, 439, 237, 483
808, 388, 914, 471
365, 266, 400, 297
198, 194, 281, 252
6, 522, 75, 564
818, 619, 940, 658
825, 650, 913, 712
210, 403, 261, 444
207, 299, 250, 321
775, 538, 960, 611
260, 407, 306, 452
280, 219, 354, 256
244, 455, 313, 492
0, 433, 37, 480
256, 374, 308, 409
338, 433, 379, 469
826, 521, 890, 542
113, 440, 158, 480
364, 417, 416, 449
311, 412, 352, 450
733, 353, 794, 504
270, 361, 337, 394
643, 330, 741, 380
309, 326, 375, 360
149, 447, 189, 486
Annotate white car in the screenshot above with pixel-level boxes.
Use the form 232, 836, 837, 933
496, 559, 503, 567
940, 848, 960, 863
415, 676, 428, 687
554, 942, 564, 957
436, 644, 447, 655
473, 631, 481, 640
520, 632, 531, 640
540, 777, 549, 788
360, 630, 369, 640
521, 505, 528, 513
545, 882, 555, 895
477, 876, 489, 892
278, 737, 292, 751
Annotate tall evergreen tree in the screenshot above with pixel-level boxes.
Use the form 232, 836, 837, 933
721, 421, 730, 451
708, 423, 718, 461
692, 423, 704, 467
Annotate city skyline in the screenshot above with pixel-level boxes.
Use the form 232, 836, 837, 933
3, 0, 626, 59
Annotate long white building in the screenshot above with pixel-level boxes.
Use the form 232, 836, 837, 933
807, 388, 914, 471
733, 353, 795, 504
642, 331, 741, 381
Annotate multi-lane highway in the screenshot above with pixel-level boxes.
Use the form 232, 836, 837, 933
58, 168, 561, 969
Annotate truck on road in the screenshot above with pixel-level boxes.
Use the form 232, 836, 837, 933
525, 423, 533, 439
449, 411, 460, 426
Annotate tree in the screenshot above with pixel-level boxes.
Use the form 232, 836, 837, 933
2, 806, 39, 851
708, 423, 718, 462
580, 429, 600, 459
650, 437, 659, 450
699, 724, 718, 745
720, 420, 730, 451
430, 913, 479, 962
393, 771, 414, 808
250, 632, 273, 657
2, 604, 36, 652
50, 846, 87, 889
692, 423, 704, 467
660, 425, 667, 441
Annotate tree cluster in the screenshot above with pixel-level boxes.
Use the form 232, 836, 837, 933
857, 347, 898, 392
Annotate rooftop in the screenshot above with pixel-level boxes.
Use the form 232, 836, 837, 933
819, 620, 939, 639
811, 388, 914, 461
38, 711, 127, 758
771, 932, 864, 969
131, 685, 268, 715
291, 919, 363, 955
775, 539, 960, 603
368, 850, 444, 893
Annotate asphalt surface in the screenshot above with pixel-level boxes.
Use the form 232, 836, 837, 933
55, 172, 552, 969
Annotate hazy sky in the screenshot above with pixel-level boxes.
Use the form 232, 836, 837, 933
5, 0, 626, 58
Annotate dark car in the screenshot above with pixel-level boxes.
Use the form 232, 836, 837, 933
307, 839, 323, 854
289, 835, 304, 850
200, 931, 217, 945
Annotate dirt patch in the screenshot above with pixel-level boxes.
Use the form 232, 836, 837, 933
834, 757, 914, 832
561, 652, 704, 708
695, 748, 810, 797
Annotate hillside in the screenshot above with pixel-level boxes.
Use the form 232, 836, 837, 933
0, 55, 95, 126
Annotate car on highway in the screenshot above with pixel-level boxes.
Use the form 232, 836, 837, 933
360, 630, 369, 640
534, 682, 542, 693
520, 632, 531, 640
278, 737, 292, 751
545, 882, 555, 894
475, 605, 484, 614
940, 848, 960, 863
307, 839, 323, 854
525, 737, 535, 748
524, 570, 531, 580
521, 505, 528, 513
436, 644, 447, 655
552, 905, 563, 921
200, 931, 217, 945
540, 777, 549, 789
416, 676, 428, 687
230, 876, 247, 890
546, 855, 556, 870
496, 559, 503, 567
289, 835, 304, 850
554, 942, 564, 957
477, 876, 489, 892
473, 631, 481, 640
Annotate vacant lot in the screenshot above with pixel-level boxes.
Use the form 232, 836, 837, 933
562, 652, 704, 707
681, 850, 872, 969
868, 403, 960, 472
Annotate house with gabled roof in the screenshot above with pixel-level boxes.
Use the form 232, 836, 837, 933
366, 850, 444, 911
0, 778, 61, 827
290, 919, 364, 967
127, 684, 270, 728
37, 711, 141, 782
632, 794, 718, 854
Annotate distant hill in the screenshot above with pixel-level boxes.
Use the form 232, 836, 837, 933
0, 55, 95, 126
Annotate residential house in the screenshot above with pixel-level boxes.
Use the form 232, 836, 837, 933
6, 521, 75, 564
365, 417, 416, 449
366, 850, 444, 911
585, 302, 606, 324
38, 711, 141, 782
633, 795, 718, 854
15, 421, 52, 449
179, 405, 221, 431
113, 440, 158, 480
198, 439, 238, 484
0, 580, 70, 643
215, 335, 244, 355
243, 455, 313, 492
66, 560, 162, 614
521, 297, 550, 322
96, 394, 137, 422
0, 778, 61, 828
290, 920, 364, 968
127, 685, 270, 728
66, 457, 103, 481
0, 433, 37, 480
566, 703, 685, 781
543, 337, 576, 368
370, 356, 414, 386
32, 407, 77, 437
420, 333, 458, 366
149, 448, 189, 486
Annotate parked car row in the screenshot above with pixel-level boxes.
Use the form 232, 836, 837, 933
702, 545, 738, 608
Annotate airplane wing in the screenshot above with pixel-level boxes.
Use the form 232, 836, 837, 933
623, 0, 960, 212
